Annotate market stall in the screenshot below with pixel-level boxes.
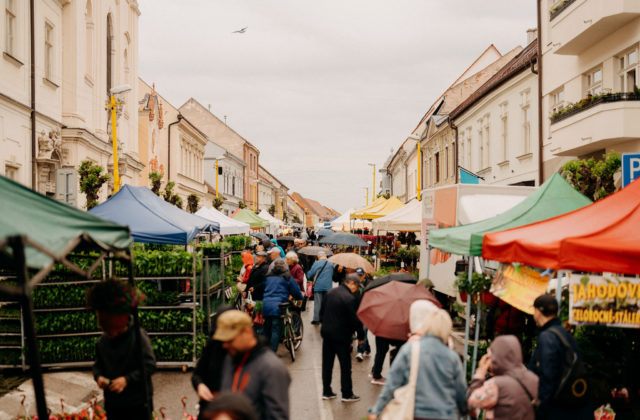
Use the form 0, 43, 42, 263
90, 185, 217, 244
350, 197, 387, 219
359, 196, 405, 220
258, 209, 285, 235
372, 199, 421, 232
231, 208, 270, 229
427, 174, 592, 376
0, 175, 141, 419
330, 208, 372, 232
196, 207, 250, 236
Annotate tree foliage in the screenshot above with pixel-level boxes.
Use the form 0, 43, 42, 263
187, 194, 200, 213
149, 171, 163, 196
268, 204, 276, 216
292, 214, 302, 224
163, 181, 182, 209
559, 151, 621, 201
78, 160, 110, 209
376, 192, 391, 199
213, 196, 224, 210
238, 200, 247, 209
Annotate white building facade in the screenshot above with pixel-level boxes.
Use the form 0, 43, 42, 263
541, 0, 640, 176
0, 0, 142, 208
204, 141, 245, 216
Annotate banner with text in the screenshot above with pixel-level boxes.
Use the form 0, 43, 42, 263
490, 264, 550, 315
570, 274, 640, 328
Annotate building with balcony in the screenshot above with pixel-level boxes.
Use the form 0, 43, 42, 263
541, 0, 640, 175
258, 165, 289, 221
203, 141, 245, 216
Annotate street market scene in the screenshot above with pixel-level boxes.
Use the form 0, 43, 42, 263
2, 1, 640, 419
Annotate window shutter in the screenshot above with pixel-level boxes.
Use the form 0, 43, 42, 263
55, 168, 77, 207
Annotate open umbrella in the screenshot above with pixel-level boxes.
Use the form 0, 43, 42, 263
364, 272, 417, 292
328, 253, 374, 273
276, 235, 295, 242
249, 232, 269, 241
297, 246, 333, 257
319, 232, 368, 247
316, 228, 335, 237
357, 282, 441, 341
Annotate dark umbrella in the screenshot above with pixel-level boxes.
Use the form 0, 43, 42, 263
297, 246, 333, 257
364, 272, 417, 292
250, 232, 268, 241
316, 228, 334, 237
357, 282, 441, 341
319, 232, 368, 247
276, 235, 295, 242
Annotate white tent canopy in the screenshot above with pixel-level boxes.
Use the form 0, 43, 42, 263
195, 207, 250, 236
372, 199, 421, 232
258, 209, 284, 235
330, 209, 372, 231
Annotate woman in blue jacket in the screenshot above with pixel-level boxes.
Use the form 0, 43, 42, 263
262, 259, 303, 352
306, 252, 335, 324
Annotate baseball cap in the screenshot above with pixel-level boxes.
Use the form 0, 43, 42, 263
318, 251, 326, 256
355, 267, 365, 276
533, 294, 559, 316
268, 247, 280, 254
255, 250, 268, 257
213, 310, 253, 342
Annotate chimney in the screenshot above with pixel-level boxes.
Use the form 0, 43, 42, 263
527, 28, 538, 44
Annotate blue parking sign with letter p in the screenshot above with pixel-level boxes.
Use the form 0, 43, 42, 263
622, 153, 640, 187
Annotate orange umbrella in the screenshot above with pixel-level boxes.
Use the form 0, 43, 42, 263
328, 253, 374, 273
357, 282, 440, 340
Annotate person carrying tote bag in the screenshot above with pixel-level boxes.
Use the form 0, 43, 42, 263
379, 341, 420, 420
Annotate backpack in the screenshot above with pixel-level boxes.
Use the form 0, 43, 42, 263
548, 327, 589, 406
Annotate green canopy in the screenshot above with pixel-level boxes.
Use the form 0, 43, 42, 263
428, 173, 592, 256
0, 176, 132, 268
232, 208, 270, 229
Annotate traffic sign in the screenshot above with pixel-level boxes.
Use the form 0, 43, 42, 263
622, 153, 640, 187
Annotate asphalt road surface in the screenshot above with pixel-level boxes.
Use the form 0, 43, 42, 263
153, 299, 390, 420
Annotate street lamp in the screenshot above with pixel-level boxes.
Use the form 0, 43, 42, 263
362, 187, 369, 206
251, 180, 259, 212
368, 163, 376, 202
408, 134, 422, 201
105, 84, 132, 192
213, 155, 225, 197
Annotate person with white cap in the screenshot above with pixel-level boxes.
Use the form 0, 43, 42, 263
306, 251, 334, 324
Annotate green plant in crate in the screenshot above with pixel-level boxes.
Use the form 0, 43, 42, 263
36, 336, 97, 364
35, 311, 98, 334
151, 336, 194, 362
136, 281, 179, 306
33, 284, 90, 309
224, 235, 248, 251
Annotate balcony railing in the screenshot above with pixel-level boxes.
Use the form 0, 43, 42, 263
550, 0, 576, 21
550, 92, 640, 123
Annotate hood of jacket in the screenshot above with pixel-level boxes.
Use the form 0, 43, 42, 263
489, 335, 523, 376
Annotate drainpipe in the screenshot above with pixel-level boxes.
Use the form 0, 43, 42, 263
30, 0, 36, 189
537, 0, 543, 186
449, 117, 459, 184
167, 114, 182, 181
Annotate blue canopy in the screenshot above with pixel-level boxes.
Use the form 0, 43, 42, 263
90, 185, 218, 245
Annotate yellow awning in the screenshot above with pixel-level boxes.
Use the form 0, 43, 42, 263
361, 196, 405, 219
351, 197, 387, 219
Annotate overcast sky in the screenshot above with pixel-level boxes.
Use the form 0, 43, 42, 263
139, 0, 536, 214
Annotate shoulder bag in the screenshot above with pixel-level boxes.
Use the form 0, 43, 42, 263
379, 341, 420, 420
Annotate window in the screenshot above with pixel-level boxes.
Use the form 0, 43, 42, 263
434, 152, 440, 184
466, 128, 472, 170
444, 146, 448, 179
85, 1, 93, 78
523, 107, 531, 154
459, 132, 464, 168
55, 168, 77, 206
5, 0, 16, 55
106, 14, 113, 95
586, 68, 602, 95
500, 103, 508, 161
44, 22, 53, 80
551, 88, 565, 114
478, 122, 484, 169
5, 164, 17, 180
484, 117, 490, 168
232, 176, 236, 196
618, 47, 638, 92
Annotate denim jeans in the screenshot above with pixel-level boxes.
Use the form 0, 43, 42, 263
313, 291, 327, 322
263, 316, 284, 352
357, 326, 371, 353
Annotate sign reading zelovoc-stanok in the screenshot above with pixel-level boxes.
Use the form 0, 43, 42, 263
570, 274, 640, 328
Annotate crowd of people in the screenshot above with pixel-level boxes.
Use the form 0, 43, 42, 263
86, 229, 594, 420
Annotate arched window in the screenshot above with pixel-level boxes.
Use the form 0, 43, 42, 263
85, 1, 93, 78
106, 13, 113, 95
123, 48, 129, 83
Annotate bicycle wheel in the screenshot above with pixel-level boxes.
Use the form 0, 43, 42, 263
292, 311, 304, 350
286, 321, 296, 362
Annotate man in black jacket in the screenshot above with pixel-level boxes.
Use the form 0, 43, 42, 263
528, 294, 591, 420
246, 251, 269, 301
320, 273, 364, 402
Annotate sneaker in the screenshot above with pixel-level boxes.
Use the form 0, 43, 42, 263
368, 371, 373, 378
355, 352, 364, 362
371, 377, 386, 385
322, 392, 337, 400
341, 394, 361, 403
